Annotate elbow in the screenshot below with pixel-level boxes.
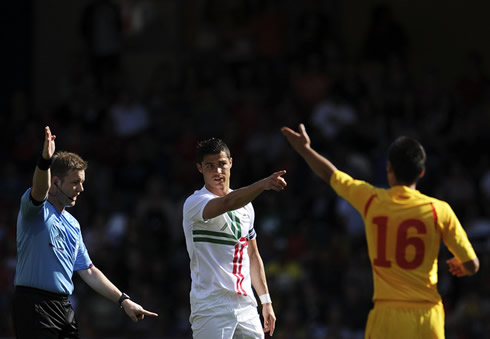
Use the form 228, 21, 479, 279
316, 168, 333, 185
320, 171, 332, 184
77, 264, 95, 279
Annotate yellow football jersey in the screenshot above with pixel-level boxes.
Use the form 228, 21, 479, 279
331, 170, 477, 303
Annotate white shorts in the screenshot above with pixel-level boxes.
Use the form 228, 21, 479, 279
191, 303, 264, 339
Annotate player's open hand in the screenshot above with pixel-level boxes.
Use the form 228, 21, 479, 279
281, 123, 311, 155
43, 126, 56, 159
264, 170, 287, 191
121, 299, 158, 322
446, 257, 465, 277
262, 303, 276, 336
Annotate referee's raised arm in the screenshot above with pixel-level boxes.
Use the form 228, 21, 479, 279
31, 126, 56, 202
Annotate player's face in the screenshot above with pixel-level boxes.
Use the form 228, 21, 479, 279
197, 151, 232, 196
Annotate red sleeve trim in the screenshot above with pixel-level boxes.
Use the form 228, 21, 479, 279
364, 194, 377, 218
430, 202, 438, 227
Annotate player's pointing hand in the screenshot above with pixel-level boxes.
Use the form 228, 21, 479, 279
264, 170, 287, 191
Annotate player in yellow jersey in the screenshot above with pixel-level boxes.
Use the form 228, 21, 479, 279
281, 124, 480, 339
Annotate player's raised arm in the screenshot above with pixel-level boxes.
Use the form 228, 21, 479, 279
281, 123, 337, 184
31, 126, 56, 202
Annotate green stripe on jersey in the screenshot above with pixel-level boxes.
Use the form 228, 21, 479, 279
193, 230, 236, 239
193, 237, 237, 246
227, 211, 242, 238
192, 230, 238, 245
226, 211, 237, 235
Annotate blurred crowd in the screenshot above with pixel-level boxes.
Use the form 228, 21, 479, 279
1, 0, 490, 338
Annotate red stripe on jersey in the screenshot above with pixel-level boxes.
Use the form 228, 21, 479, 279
232, 244, 241, 294
364, 194, 377, 218
237, 241, 247, 296
233, 239, 248, 295
430, 202, 438, 227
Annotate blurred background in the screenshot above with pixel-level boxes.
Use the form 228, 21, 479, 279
1, 0, 490, 338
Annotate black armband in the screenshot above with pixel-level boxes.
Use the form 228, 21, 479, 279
37, 155, 53, 171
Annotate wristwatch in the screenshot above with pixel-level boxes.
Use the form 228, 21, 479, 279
118, 293, 130, 308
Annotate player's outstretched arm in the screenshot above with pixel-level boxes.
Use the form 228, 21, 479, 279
281, 123, 337, 184
446, 257, 480, 277
202, 170, 287, 220
31, 126, 56, 202
78, 266, 158, 322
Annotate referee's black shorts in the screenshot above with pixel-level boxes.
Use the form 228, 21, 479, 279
12, 286, 79, 339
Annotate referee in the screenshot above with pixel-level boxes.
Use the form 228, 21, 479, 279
12, 126, 158, 338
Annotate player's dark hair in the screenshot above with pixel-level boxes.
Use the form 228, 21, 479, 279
196, 138, 231, 164
388, 136, 426, 185
51, 151, 88, 178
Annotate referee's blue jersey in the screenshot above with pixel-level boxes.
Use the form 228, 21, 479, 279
14, 188, 92, 294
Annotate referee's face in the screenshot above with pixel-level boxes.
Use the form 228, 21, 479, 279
197, 151, 232, 196
53, 169, 85, 209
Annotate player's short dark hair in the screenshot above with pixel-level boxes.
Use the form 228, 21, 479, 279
388, 136, 426, 185
196, 138, 231, 164
51, 151, 88, 178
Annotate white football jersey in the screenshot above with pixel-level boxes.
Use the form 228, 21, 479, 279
183, 186, 258, 314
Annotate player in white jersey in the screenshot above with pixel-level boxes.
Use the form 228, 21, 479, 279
183, 137, 287, 338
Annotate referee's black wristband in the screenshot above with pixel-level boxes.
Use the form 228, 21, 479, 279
118, 293, 130, 308
37, 155, 53, 171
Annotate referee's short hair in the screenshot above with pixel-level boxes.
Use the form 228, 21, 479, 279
51, 152, 88, 178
